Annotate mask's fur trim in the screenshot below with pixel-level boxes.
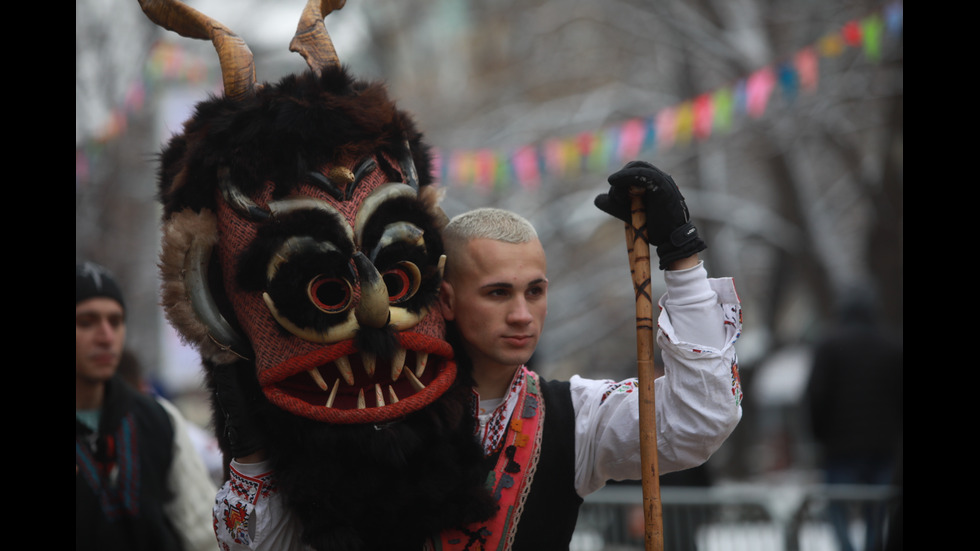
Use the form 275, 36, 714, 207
157, 66, 435, 218
159, 208, 245, 365
420, 185, 449, 230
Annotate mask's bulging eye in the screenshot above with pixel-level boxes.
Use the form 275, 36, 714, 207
383, 261, 421, 304
308, 275, 354, 313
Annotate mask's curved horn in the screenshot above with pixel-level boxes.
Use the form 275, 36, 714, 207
138, 0, 256, 102
290, 0, 346, 73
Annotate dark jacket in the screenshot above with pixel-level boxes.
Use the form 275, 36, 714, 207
76, 376, 182, 551
806, 313, 903, 463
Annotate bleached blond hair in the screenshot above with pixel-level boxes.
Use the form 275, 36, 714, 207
442, 208, 539, 280
444, 208, 537, 243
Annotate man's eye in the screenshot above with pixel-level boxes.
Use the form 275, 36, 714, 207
76, 314, 98, 328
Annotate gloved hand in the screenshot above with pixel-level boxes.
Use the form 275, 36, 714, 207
594, 160, 706, 270
212, 362, 266, 459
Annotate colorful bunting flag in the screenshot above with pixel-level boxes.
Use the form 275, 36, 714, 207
795, 48, 819, 91
693, 94, 713, 141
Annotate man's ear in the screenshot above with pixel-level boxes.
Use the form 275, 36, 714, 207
438, 280, 455, 321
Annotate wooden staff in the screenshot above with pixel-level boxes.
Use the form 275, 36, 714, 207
624, 190, 663, 551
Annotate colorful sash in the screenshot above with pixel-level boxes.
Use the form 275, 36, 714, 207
75, 413, 140, 519
434, 367, 545, 551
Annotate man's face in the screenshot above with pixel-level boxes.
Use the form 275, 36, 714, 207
76, 297, 126, 385
440, 238, 548, 375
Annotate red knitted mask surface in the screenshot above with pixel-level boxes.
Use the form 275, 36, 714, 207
215, 153, 454, 424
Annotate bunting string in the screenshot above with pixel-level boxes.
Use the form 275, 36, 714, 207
75, 2, 902, 192
433, 2, 902, 192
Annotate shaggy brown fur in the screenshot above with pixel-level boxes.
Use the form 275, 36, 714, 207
205, 357, 497, 551
157, 66, 434, 218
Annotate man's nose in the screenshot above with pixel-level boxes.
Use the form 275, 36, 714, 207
95, 319, 118, 341
507, 297, 534, 325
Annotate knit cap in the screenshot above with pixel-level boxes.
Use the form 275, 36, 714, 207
76, 261, 126, 311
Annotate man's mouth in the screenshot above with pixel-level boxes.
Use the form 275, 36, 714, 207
502, 334, 534, 346
90, 352, 119, 365
260, 333, 456, 424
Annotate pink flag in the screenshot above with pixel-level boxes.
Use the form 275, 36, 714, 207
746, 67, 775, 118
616, 118, 647, 161
513, 146, 541, 190
655, 108, 677, 150
795, 48, 819, 91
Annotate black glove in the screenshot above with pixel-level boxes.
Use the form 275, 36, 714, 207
594, 160, 706, 270
212, 362, 266, 459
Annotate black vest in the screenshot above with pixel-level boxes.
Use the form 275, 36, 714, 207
483, 378, 583, 550
75, 377, 182, 551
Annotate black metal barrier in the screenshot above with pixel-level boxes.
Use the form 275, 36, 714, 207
572, 483, 901, 551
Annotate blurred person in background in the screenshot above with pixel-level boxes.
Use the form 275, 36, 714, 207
806, 286, 903, 551
76, 261, 218, 551
117, 349, 227, 487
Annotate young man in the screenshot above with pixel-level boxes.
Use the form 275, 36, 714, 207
75, 262, 218, 551
435, 161, 743, 549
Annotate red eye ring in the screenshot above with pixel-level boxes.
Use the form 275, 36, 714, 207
382, 262, 421, 304
308, 276, 354, 313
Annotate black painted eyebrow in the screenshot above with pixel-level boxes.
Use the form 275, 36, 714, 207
347, 158, 378, 201
307, 171, 343, 200
305, 157, 379, 202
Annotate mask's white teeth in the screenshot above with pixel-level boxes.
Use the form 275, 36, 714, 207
362, 351, 377, 377
404, 366, 426, 392
391, 348, 407, 381
388, 385, 399, 404
357, 388, 366, 409
336, 355, 355, 386
374, 383, 384, 407
326, 378, 340, 408
308, 368, 329, 391
415, 351, 428, 378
